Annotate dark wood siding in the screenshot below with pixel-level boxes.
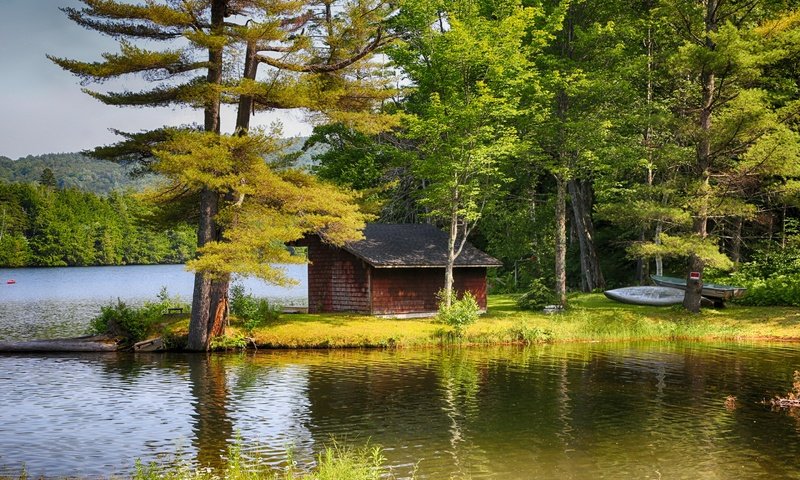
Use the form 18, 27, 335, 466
370, 267, 487, 315
454, 267, 488, 309
294, 235, 490, 315
296, 235, 370, 313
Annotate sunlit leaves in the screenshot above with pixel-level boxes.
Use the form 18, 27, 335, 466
629, 233, 734, 270
153, 128, 368, 280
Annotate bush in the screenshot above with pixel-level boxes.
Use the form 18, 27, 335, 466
705, 239, 800, 306
508, 322, 553, 344
90, 288, 189, 345
436, 291, 480, 336
729, 274, 800, 306
230, 283, 281, 334
516, 278, 556, 310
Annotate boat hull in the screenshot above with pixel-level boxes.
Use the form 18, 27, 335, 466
650, 275, 746, 301
604, 286, 685, 306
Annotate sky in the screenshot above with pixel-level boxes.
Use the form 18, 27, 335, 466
0, 0, 313, 159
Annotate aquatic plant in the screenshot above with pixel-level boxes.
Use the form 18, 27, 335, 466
128, 440, 408, 480
768, 370, 800, 408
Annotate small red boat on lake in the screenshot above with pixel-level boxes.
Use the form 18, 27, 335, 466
6, 279, 16, 284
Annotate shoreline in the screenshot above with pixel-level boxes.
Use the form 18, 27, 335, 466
188, 293, 800, 350
3, 293, 800, 352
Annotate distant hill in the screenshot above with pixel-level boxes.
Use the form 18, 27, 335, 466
0, 137, 322, 195
0, 152, 157, 194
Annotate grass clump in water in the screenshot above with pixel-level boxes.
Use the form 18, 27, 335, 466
128, 440, 407, 480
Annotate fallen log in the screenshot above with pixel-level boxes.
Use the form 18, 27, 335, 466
0, 335, 122, 352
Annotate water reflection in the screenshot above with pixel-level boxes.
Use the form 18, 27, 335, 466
2, 343, 800, 479
189, 354, 234, 467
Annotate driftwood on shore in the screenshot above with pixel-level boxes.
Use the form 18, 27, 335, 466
0, 335, 121, 352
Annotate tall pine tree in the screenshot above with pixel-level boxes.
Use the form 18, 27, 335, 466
51, 0, 395, 349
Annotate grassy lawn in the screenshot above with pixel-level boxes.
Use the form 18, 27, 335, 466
188, 293, 800, 349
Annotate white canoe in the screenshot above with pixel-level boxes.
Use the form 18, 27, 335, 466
603, 286, 685, 306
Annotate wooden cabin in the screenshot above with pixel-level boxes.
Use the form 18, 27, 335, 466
296, 224, 502, 317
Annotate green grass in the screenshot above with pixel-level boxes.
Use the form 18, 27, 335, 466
2, 440, 408, 480
170, 293, 800, 349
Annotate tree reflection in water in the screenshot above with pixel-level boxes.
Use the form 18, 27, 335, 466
188, 353, 234, 468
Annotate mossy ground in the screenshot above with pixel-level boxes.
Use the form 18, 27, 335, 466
163, 294, 800, 349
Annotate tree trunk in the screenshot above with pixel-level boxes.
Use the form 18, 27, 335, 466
654, 222, 663, 276
555, 174, 567, 307
188, 0, 226, 351
568, 179, 604, 292
682, 0, 718, 313
682, 253, 704, 313
731, 216, 743, 266
189, 189, 221, 351
443, 194, 459, 309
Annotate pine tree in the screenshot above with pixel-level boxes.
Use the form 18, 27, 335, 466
51, 0, 395, 349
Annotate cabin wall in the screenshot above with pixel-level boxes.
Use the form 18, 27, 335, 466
370, 267, 487, 315
295, 236, 370, 313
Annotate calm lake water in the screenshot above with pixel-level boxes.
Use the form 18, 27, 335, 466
1, 344, 800, 478
0, 265, 307, 340
2, 267, 800, 478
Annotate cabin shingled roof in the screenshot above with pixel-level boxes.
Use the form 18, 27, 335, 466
341, 223, 503, 268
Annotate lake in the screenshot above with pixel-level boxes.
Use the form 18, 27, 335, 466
0, 265, 307, 340
1, 343, 800, 478
1, 266, 800, 478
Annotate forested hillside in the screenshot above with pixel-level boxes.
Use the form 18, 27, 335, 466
0, 140, 319, 196
0, 182, 195, 267
0, 153, 157, 194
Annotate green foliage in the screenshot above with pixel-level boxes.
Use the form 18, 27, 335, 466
507, 321, 554, 344
516, 278, 556, 311
436, 291, 480, 336
209, 333, 249, 351
90, 289, 189, 344
0, 181, 196, 267
730, 275, 800, 306
129, 439, 404, 480
712, 240, 800, 306
229, 283, 281, 334
0, 152, 157, 194
628, 233, 734, 271
150, 129, 369, 282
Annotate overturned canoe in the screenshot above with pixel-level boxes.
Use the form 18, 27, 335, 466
604, 286, 686, 306
650, 275, 746, 301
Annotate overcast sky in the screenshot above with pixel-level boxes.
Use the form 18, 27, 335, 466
0, 0, 312, 159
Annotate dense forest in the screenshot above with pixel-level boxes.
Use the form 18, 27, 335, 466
0, 182, 195, 267
299, 0, 800, 308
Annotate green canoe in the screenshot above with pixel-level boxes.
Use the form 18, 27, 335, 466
650, 275, 746, 301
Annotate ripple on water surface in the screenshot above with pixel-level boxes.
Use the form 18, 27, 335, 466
1, 344, 800, 479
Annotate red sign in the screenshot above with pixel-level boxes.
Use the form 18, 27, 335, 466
689, 271, 701, 280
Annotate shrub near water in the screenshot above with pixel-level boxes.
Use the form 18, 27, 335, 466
437, 291, 480, 337
516, 278, 556, 310
91, 288, 189, 345
229, 283, 281, 334
708, 241, 800, 306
